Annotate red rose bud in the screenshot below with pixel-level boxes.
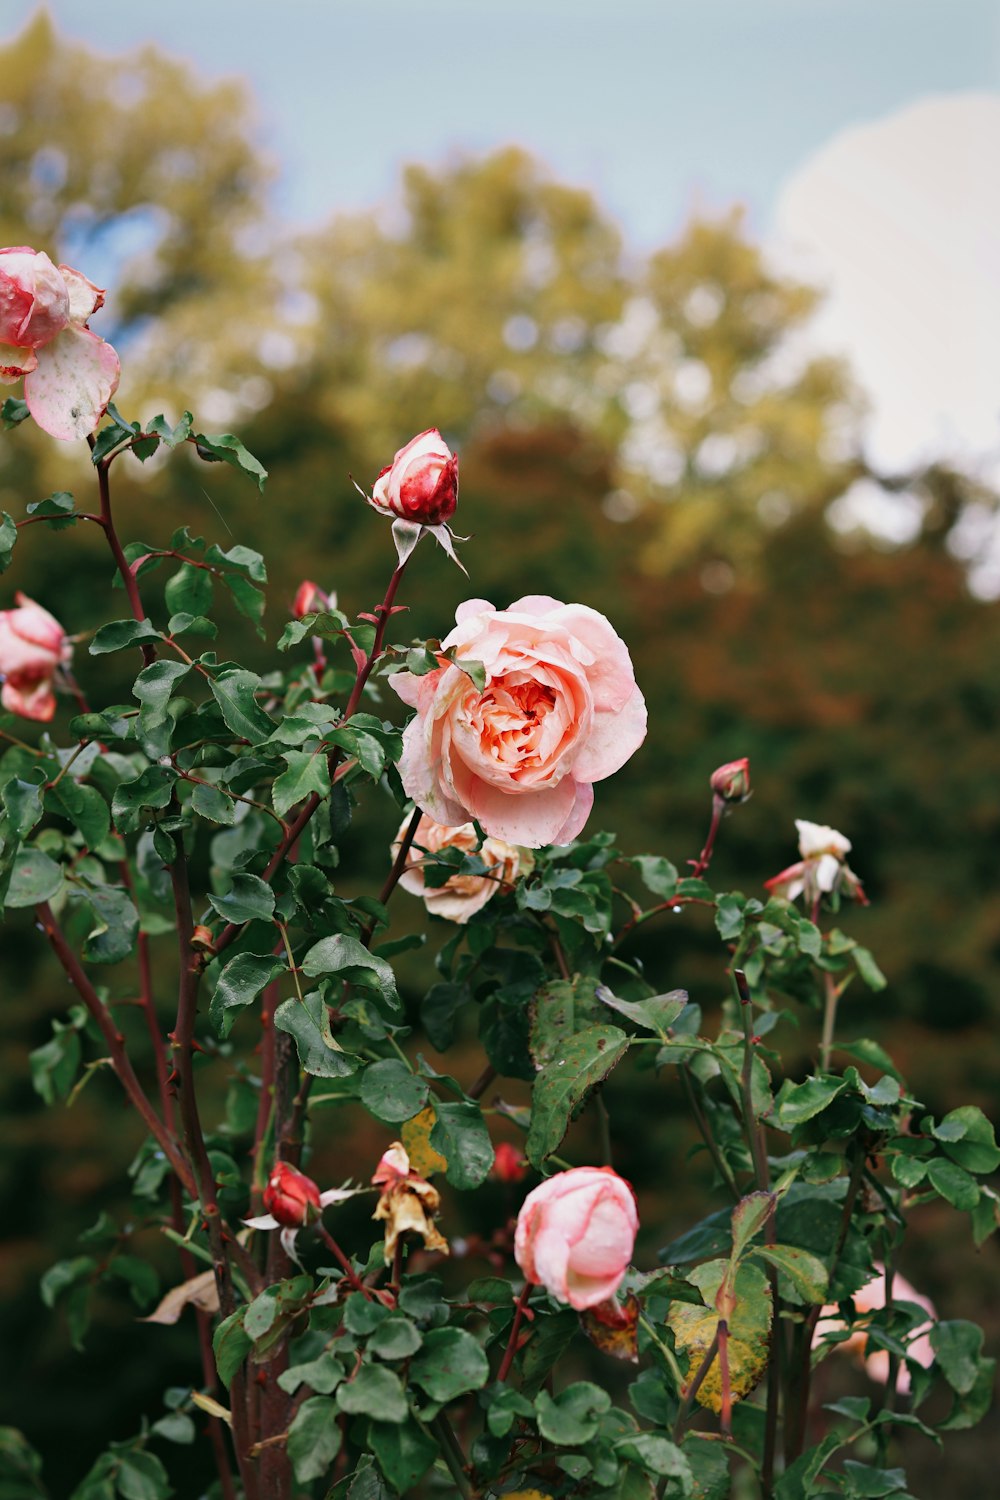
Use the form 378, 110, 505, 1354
293, 580, 330, 619
710, 757, 751, 804
491, 1142, 528, 1183
371, 429, 458, 526
263, 1162, 321, 1228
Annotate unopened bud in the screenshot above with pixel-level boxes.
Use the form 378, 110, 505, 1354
711, 757, 751, 804
263, 1161, 322, 1228
491, 1141, 528, 1184
293, 580, 333, 619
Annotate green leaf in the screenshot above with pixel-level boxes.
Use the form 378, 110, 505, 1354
775, 1074, 847, 1128
209, 669, 275, 743
108, 1255, 159, 1309
730, 1192, 775, 1259
244, 1275, 313, 1348
367, 1416, 438, 1493
302, 933, 400, 1010
190, 780, 237, 825
937, 1355, 996, 1431
29, 1017, 82, 1105
633, 855, 679, 898
530, 976, 606, 1066
926, 1158, 980, 1211
111, 766, 178, 833
615, 1433, 692, 1483
368, 1315, 424, 1361
840, 1460, 907, 1498
525, 1024, 629, 1166
852, 945, 887, 991
207, 873, 275, 924
40, 1255, 96, 1309
272, 750, 331, 817
193, 430, 268, 490
165, 561, 213, 616
211, 952, 286, 1039
360, 1059, 429, 1123
47, 780, 111, 849
933, 1107, 1000, 1174
274, 993, 356, 1077
930, 1320, 983, 1396
715, 892, 745, 942
1, 396, 30, 427
115, 1449, 171, 1500
2, 777, 43, 838
0, 510, 17, 572
133, 659, 191, 756
337, 1364, 408, 1423
5, 847, 63, 908
88, 619, 161, 655
751, 1244, 829, 1304
409, 1327, 490, 1402
278, 1350, 346, 1396
75, 882, 139, 965
150, 1411, 196, 1445
429, 1099, 494, 1189
287, 1396, 341, 1483
212, 1308, 251, 1388
596, 985, 689, 1039
535, 1381, 612, 1445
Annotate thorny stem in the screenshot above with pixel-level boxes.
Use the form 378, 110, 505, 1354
819, 970, 844, 1073
430, 1412, 473, 1498
497, 1282, 533, 1382
87, 437, 156, 666
680, 1063, 739, 1199
317, 1222, 369, 1296
718, 1318, 733, 1436
732, 967, 769, 1193
34, 901, 196, 1195
672, 1329, 720, 1441
689, 794, 725, 880
376, 803, 423, 908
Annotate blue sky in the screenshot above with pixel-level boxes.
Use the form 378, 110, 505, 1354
5, 1, 998, 244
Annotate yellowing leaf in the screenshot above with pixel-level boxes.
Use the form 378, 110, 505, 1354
666, 1258, 771, 1412
401, 1105, 448, 1177
139, 1268, 220, 1324
191, 1390, 232, 1425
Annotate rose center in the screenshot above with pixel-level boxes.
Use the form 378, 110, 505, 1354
471, 676, 558, 774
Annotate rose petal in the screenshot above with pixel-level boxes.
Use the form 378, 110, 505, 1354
571, 683, 648, 784
24, 324, 120, 440
0, 342, 37, 380
1, 677, 56, 721
58, 264, 106, 324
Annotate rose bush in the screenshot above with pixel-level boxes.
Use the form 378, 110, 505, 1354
0, 592, 69, 721
0, 246, 119, 439
393, 594, 647, 846
514, 1165, 639, 1310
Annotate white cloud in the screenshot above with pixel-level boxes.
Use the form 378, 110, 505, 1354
772, 93, 1000, 485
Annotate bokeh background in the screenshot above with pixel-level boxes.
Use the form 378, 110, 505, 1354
1, 2, 999, 1493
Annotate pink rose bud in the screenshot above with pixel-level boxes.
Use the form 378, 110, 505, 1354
514, 1165, 639, 1311
370, 429, 459, 526
711, 757, 751, 804
0, 592, 70, 722
492, 1142, 529, 1183
262, 1161, 322, 1228
293, 580, 331, 619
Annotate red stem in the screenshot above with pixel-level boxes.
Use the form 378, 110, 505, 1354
497, 1282, 533, 1382
689, 794, 724, 880
86, 438, 156, 665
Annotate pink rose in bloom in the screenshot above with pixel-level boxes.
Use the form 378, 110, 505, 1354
0, 592, 70, 721
514, 1165, 639, 1310
262, 1161, 322, 1228
392, 596, 647, 847
292, 580, 334, 619
814, 1266, 936, 1393
764, 818, 868, 906
0, 247, 120, 440
371, 429, 458, 526
392, 811, 530, 923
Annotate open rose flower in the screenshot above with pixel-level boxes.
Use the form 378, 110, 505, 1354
514, 1165, 639, 1310
814, 1266, 936, 1393
392, 596, 646, 848
764, 818, 867, 906
372, 1142, 449, 1263
0, 592, 71, 721
0, 247, 120, 440
392, 811, 530, 923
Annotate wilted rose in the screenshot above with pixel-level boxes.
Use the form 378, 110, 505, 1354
514, 1165, 639, 1310
392, 596, 646, 848
370, 429, 458, 526
392, 812, 529, 923
0, 592, 70, 721
371, 1142, 449, 1263
764, 818, 867, 906
0, 247, 120, 440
